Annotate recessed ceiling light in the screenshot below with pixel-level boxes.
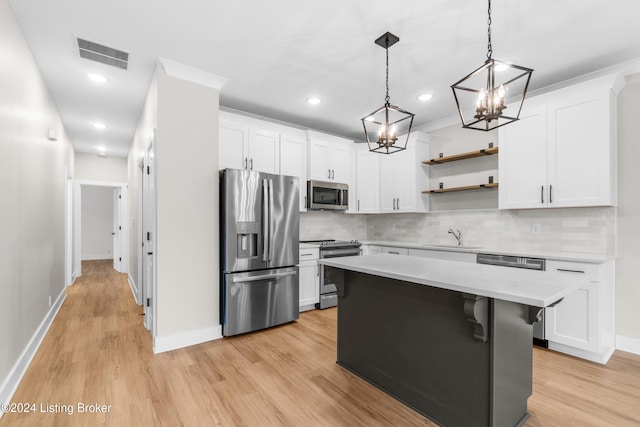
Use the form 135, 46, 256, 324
92, 122, 107, 130
307, 97, 321, 105
418, 93, 433, 102
87, 73, 107, 84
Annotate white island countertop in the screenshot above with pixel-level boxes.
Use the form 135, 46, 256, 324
319, 254, 585, 307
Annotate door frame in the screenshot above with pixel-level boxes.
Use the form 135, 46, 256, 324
140, 131, 157, 335
65, 167, 74, 286
74, 180, 128, 278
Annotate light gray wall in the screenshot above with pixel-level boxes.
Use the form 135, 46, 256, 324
81, 186, 115, 260
75, 153, 127, 182
616, 80, 640, 340
0, 0, 74, 402
127, 73, 158, 304
154, 66, 220, 340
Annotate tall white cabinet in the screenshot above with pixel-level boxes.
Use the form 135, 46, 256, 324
353, 132, 429, 214
307, 130, 351, 183
280, 132, 308, 211
355, 148, 380, 213
499, 75, 617, 209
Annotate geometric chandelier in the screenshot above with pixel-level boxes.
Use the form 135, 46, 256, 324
362, 32, 414, 154
451, 0, 533, 131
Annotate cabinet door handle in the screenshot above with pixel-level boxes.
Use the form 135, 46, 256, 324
244, 157, 248, 169
331, 169, 334, 179
549, 185, 553, 204
556, 268, 585, 274
388, 251, 400, 255
357, 200, 360, 211
328, 169, 331, 179
250, 158, 253, 170
541, 185, 544, 204
396, 198, 400, 210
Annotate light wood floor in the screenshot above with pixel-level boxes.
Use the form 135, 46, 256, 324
2, 260, 640, 426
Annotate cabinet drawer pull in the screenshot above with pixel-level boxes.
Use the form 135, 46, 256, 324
549, 184, 553, 203
300, 253, 314, 257
556, 268, 585, 274
388, 251, 400, 255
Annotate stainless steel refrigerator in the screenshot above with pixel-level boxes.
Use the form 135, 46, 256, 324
220, 168, 300, 336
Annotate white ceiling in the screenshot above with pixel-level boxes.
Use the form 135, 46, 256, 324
8, 0, 640, 158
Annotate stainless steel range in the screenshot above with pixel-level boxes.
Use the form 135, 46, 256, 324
301, 239, 362, 309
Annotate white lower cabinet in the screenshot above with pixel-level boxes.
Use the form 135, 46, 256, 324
382, 246, 409, 256
298, 247, 319, 311
362, 245, 382, 255
408, 248, 476, 263
545, 259, 615, 364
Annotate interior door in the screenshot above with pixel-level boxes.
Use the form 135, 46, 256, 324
113, 188, 122, 272
142, 136, 156, 333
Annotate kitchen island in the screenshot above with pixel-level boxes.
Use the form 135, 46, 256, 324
318, 254, 585, 427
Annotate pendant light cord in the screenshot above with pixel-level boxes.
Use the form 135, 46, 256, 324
385, 44, 390, 105
487, 0, 493, 59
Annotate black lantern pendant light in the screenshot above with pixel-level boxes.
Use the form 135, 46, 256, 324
361, 32, 414, 154
451, 0, 533, 131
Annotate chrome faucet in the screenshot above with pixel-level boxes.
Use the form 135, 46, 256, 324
448, 228, 463, 246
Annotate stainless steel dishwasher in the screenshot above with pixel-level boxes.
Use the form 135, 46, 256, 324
476, 253, 549, 347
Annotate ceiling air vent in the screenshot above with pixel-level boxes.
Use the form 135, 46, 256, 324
77, 37, 129, 70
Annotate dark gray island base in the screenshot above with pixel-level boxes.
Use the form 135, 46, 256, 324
330, 267, 539, 427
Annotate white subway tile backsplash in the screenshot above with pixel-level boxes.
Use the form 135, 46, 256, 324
300, 207, 615, 257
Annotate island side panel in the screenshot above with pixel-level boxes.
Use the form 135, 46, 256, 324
334, 268, 492, 427
491, 299, 534, 427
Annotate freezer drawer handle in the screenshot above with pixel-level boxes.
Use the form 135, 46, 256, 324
232, 271, 296, 283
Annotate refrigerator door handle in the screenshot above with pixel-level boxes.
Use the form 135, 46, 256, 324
268, 179, 274, 262
262, 178, 269, 262
232, 270, 297, 283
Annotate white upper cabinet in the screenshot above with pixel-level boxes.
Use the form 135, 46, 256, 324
379, 131, 430, 213
248, 128, 280, 174
307, 130, 351, 183
498, 105, 548, 209
219, 120, 248, 171
355, 148, 380, 213
219, 112, 280, 174
280, 133, 308, 211
499, 75, 617, 209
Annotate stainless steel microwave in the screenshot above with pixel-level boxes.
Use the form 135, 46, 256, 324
307, 180, 348, 210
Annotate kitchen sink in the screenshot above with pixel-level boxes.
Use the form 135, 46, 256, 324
421, 244, 483, 250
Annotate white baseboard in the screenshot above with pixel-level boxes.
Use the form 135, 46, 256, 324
153, 325, 223, 354
128, 274, 141, 305
616, 335, 640, 356
81, 254, 112, 261
548, 341, 615, 365
0, 288, 66, 419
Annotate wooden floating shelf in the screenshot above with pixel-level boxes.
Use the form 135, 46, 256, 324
423, 183, 499, 194
423, 146, 499, 165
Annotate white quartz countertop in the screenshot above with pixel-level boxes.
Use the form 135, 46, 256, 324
361, 240, 612, 264
318, 254, 585, 307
